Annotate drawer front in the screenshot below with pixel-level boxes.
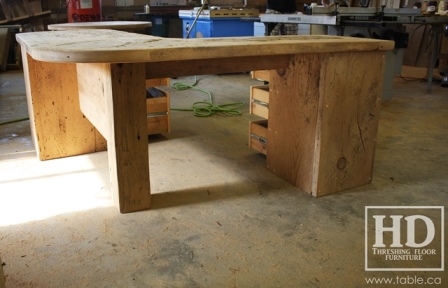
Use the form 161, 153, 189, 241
146, 78, 170, 87
250, 85, 269, 119
146, 87, 170, 135
251, 70, 270, 82
146, 96, 168, 114
147, 115, 169, 135
249, 120, 268, 155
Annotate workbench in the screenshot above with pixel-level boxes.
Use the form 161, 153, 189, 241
16, 30, 394, 213
47, 21, 152, 31
260, 7, 448, 93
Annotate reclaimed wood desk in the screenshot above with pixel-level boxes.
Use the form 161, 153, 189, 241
16, 30, 394, 213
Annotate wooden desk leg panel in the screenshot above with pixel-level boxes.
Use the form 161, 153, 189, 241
268, 52, 385, 197
77, 63, 110, 139
78, 63, 151, 213
21, 49, 106, 160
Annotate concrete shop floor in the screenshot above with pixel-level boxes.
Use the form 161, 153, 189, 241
0, 69, 447, 287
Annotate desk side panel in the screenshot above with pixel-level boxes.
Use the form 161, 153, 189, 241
267, 51, 384, 196
22, 52, 106, 160
267, 54, 323, 193
313, 51, 384, 196
78, 63, 109, 139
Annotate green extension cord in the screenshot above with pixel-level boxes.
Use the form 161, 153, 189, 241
170, 76, 244, 117
0, 117, 29, 126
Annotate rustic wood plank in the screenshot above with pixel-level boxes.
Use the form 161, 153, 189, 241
20, 49, 106, 160
268, 54, 323, 193
77, 63, 110, 139
145, 56, 290, 79
268, 51, 384, 196
106, 63, 151, 213
16, 30, 395, 64
312, 51, 384, 196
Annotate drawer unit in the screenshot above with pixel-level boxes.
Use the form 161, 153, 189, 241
250, 85, 269, 119
146, 87, 170, 135
147, 114, 169, 135
249, 120, 268, 155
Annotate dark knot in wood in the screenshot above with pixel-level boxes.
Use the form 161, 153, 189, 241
276, 69, 286, 77
337, 157, 347, 170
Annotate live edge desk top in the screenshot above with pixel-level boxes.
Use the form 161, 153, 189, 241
16, 30, 394, 213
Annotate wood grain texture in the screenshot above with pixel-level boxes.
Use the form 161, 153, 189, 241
251, 70, 270, 82
268, 52, 384, 196
21, 50, 106, 160
145, 78, 169, 87
146, 91, 170, 134
145, 56, 290, 79
312, 51, 384, 196
147, 116, 169, 135
268, 54, 323, 193
17, 29, 393, 211
16, 29, 395, 64
249, 120, 268, 155
77, 63, 110, 139
250, 85, 270, 119
106, 63, 151, 213
146, 96, 168, 114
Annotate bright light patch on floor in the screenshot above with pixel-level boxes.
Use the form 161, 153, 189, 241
0, 153, 113, 226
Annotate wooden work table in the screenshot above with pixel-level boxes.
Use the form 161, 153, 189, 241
47, 21, 152, 31
16, 30, 394, 213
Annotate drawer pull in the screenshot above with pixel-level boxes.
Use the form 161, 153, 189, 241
250, 133, 268, 144
252, 99, 269, 108
147, 112, 168, 118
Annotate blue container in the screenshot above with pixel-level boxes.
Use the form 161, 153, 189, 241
181, 17, 255, 38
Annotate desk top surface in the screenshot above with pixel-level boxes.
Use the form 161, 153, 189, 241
17, 29, 394, 63
47, 21, 152, 31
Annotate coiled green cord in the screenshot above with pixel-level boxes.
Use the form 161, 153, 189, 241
171, 76, 244, 117
0, 117, 29, 126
